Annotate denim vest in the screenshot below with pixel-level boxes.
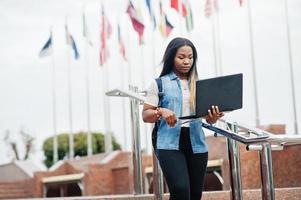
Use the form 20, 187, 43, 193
156, 72, 208, 153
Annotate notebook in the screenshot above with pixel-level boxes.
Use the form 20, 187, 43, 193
179, 73, 243, 119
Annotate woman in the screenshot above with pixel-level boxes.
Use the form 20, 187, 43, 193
142, 37, 224, 200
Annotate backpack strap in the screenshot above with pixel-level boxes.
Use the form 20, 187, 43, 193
152, 78, 163, 151
155, 77, 163, 107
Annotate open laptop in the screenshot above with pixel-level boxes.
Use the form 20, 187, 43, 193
179, 73, 243, 120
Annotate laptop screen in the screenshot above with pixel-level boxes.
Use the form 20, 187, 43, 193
195, 73, 243, 117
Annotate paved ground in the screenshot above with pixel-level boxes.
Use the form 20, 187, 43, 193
13, 187, 301, 200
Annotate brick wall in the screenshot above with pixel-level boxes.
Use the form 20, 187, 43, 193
33, 162, 81, 197
112, 167, 130, 194
0, 179, 34, 199
206, 124, 301, 190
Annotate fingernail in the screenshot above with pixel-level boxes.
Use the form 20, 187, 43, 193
215, 106, 218, 109
208, 109, 211, 112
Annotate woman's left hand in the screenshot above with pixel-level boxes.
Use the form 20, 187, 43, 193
205, 105, 224, 124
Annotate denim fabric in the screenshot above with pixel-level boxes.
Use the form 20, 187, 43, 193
156, 72, 208, 153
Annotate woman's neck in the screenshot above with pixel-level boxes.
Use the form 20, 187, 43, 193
173, 70, 188, 80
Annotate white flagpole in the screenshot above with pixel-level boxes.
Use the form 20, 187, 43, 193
103, 65, 113, 153
137, 1, 149, 155
149, 31, 156, 155
214, 6, 223, 76
101, 0, 112, 153
65, 19, 75, 159
211, 14, 218, 76
208, 0, 222, 76
284, 0, 298, 134
178, 0, 184, 35
117, 13, 128, 151
126, 3, 133, 151
50, 27, 58, 163
125, 9, 133, 151
121, 61, 128, 151
140, 43, 150, 154
83, 10, 93, 156
246, 0, 260, 126
126, 12, 133, 86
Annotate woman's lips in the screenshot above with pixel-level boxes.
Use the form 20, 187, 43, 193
182, 67, 191, 71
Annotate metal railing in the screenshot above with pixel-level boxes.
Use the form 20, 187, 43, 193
211, 119, 301, 200
106, 86, 301, 200
106, 86, 164, 198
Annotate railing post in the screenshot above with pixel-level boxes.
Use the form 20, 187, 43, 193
129, 85, 143, 194
259, 143, 275, 200
226, 122, 243, 200
152, 149, 164, 200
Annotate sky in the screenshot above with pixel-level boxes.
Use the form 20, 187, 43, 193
0, 0, 300, 165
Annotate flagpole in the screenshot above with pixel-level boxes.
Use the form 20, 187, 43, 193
121, 59, 128, 151
82, 9, 93, 156
84, 26, 93, 156
65, 20, 75, 159
151, 25, 157, 78
101, 0, 112, 153
211, 14, 218, 76
126, 16, 132, 85
117, 15, 128, 151
139, 42, 150, 154
125, 12, 134, 152
284, 0, 298, 134
178, 0, 183, 35
246, 0, 260, 126
136, 1, 149, 155
50, 29, 58, 163
145, 0, 158, 152
214, 6, 223, 76
102, 64, 113, 153
150, 16, 157, 155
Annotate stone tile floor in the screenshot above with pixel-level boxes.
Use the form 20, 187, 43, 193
14, 187, 301, 200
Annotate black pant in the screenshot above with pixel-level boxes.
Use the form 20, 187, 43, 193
156, 127, 208, 200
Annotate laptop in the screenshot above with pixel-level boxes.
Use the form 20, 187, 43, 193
179, 73, 243, 120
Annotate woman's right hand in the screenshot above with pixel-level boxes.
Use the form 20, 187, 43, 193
158, 108, 177, 127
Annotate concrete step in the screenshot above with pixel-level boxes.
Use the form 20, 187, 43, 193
11, 187, 301, 200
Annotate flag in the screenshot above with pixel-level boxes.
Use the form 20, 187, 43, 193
204, 0, 219, 18
165, 16, 174, 36
145, 0, 157, 29
82, 12, 93, 46
100, 4, 112, 66
170, 0, 187, 17
118, 24, 127, 61
65, 24, 80, 59
204, 0, 212, 18
239, 0, 243, 6
39, 32, 53, 58
159, 1, 173, 38
127, 1, 145, 45
185, 1, 193, 32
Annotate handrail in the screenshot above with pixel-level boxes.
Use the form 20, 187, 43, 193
206, 119, 301, 200
106, 87, 301, 200
106, 88, 145, 103
218, 118, 301, 146
106, 87, 164, 199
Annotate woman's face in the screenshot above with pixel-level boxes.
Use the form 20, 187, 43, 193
173, 45, 194, 79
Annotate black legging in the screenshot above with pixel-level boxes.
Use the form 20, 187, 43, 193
156, 127, 208, 200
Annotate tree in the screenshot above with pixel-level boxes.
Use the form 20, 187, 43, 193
42, 131, 121, 168
3, 128, 35, 161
